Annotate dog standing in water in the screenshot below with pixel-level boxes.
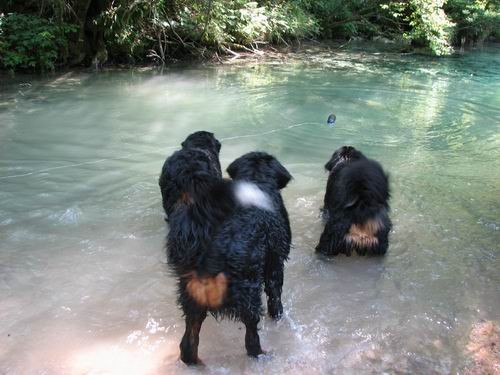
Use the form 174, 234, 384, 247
161, 147, 292, 365
316, 146, 392, 256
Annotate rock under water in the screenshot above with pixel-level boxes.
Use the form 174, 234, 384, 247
466, 321, 499, 375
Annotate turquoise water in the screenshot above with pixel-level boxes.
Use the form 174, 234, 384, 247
0, 45, 499, 374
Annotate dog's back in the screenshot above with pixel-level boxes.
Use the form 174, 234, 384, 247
169, 176, 290, 318
317, 147, 391, 256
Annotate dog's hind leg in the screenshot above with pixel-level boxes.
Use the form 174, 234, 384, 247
315, 226, 341, 255
264, 250, 285, 320
315, 220, 349, 256
375, 219, 391, 255
242, 314, 264, 357
180, 311, 207, 365
367, 231, 390, 256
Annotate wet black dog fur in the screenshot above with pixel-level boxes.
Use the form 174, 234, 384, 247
315, 146, 392, 256
162, 147, 292, 365
158, 131, 222, 221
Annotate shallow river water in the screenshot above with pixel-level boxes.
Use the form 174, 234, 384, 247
1, 44, 499, 374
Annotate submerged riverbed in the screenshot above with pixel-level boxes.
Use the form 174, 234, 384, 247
1, 45, 499, 374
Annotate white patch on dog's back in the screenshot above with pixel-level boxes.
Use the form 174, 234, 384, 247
234, 182, 273, 211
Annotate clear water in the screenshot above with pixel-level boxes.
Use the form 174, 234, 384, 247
1, 45, 499, 374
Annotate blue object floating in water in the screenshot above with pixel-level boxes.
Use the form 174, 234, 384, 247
327, 113, 336, 127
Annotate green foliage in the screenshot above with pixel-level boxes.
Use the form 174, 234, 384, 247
301, 0, 456, 55
211, 1, 270, 45
93, 0, 318, 62
174, 0, 268, 46
1, 0, 499, 71
295, 0, 371, 38
407, 0, 454, 55
446, 0, 500, 44
382, 0, 455, 55
2, 0, 69, 20
266, 2, 320, 43
0, 13, 76, 71
96, 0, 164, 62
176, 0, 318, 46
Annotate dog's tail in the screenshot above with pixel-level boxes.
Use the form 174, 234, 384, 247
337, 159, 390, 222
184, 271, 228, 309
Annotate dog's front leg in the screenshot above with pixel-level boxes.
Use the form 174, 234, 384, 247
180, 311, 207, 365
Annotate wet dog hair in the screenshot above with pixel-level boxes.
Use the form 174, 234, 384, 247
159, 131, 222, 221
316, 146, 392, 256
164, 149, 292, 365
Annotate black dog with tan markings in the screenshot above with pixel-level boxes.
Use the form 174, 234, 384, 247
161, 146, 292, 365
316, 146, 392, 256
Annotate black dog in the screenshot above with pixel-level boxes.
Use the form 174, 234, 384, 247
165, 151, 292, 365
158, 131, 222, 220
315, 146, 391, 256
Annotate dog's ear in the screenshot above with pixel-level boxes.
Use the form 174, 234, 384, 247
325, 159, 334, 171
226, 158, 241, 179
325, 151, 338, 171
344, 195, 358, 208
214, 138, 221, 153
270, 158, 292, 189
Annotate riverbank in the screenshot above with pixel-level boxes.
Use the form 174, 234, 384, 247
2, 40, 499, 81
1, 1, 499, 73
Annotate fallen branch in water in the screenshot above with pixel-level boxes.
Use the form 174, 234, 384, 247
220, 46, 241, 58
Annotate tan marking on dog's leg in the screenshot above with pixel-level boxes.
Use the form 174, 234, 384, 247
185, 272, 228, 308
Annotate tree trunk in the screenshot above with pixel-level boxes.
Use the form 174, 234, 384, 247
67, 0, 111, 66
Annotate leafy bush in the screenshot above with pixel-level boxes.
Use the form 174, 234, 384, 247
446, 0, 500, 44
1, 0, 499, 70
0, 13, 76, 71
381, 0, 454, 55
406, 0, 455, 55
266, 2, 320, 43
93, 0, 318, 62
174, 1, 318, 47
95, 0, 165, 63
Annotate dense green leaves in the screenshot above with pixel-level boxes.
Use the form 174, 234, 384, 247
0, 0, 498, 71
0, 13, 76, 72
94, 0, 318, 62
446, 0, 500, 44
381, 0, 455, 55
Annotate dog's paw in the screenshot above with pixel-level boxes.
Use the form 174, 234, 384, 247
247, 348, 266, 358
195, 359, 205, 367
180, 356, 205, 366
267, 299, 283, 320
